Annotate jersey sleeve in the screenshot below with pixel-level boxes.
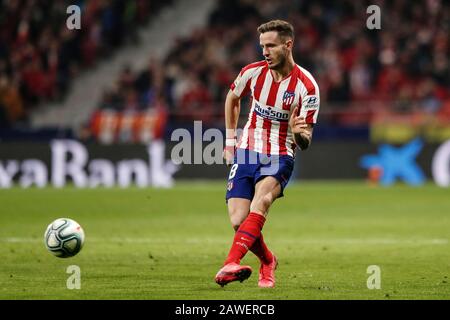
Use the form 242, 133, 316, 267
230, 65, 257, 98
301, 93, 320, 124
299, 73, 320, 124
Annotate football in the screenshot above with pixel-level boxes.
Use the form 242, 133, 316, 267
44, 218, 85, 258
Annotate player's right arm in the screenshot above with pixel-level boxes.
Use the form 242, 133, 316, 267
223, 63, 257, 166
223, 90, 241, 166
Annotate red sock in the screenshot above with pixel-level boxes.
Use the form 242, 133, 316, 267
249, 233, 273, 264
224, 212, 266, 265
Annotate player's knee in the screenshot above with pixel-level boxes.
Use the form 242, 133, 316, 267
256, 193, 274, 211
229, 211, 247, 230
230, 218, 243, 231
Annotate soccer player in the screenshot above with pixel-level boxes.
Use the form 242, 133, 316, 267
215, 20, 320, 288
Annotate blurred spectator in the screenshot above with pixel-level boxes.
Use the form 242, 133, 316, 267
89, 61, 169, 144
179, 73, 213, 124
0, 73, 25, 126
0, 0, 170, 127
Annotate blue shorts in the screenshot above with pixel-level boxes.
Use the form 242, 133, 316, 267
225, 148, 295, 202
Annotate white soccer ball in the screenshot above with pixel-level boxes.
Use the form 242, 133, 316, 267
44, 218, 85, 258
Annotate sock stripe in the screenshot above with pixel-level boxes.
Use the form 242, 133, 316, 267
237, 230, 257, 239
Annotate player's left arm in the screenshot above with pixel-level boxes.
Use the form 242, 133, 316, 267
289, 91, 320, 150
289, 106, 314, 150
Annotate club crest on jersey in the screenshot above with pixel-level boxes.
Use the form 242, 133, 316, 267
282, 91, 295, 107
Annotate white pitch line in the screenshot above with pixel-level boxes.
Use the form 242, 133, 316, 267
1, 237, 448, 245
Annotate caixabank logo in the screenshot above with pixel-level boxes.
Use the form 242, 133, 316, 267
0, 140, 178, 188
360, 138, 450, 187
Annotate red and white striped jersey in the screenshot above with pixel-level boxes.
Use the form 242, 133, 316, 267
230, 60, 320, 157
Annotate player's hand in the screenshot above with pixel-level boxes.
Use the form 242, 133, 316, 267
289, 106, 308, 135
223, 139, 236, 167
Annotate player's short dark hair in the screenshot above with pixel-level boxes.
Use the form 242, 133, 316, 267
257, 20, 294, 41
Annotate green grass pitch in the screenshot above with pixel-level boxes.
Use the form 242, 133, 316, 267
1, 181, 449, 299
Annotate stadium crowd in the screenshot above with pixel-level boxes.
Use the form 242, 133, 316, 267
91, 0, 449, 141
1, 0, 449, 140
0, 0, 169, 128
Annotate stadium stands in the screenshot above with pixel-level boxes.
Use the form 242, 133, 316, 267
0, 0, 170, 128
87, 0, 449, 143
1, 0, 449, 143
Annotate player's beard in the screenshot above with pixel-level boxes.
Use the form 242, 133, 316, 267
268, 51, 287, 71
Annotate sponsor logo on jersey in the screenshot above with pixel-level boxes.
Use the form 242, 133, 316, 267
304, 95, 319, 109
306, 96, 318, 104
254, 103, 289, 121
